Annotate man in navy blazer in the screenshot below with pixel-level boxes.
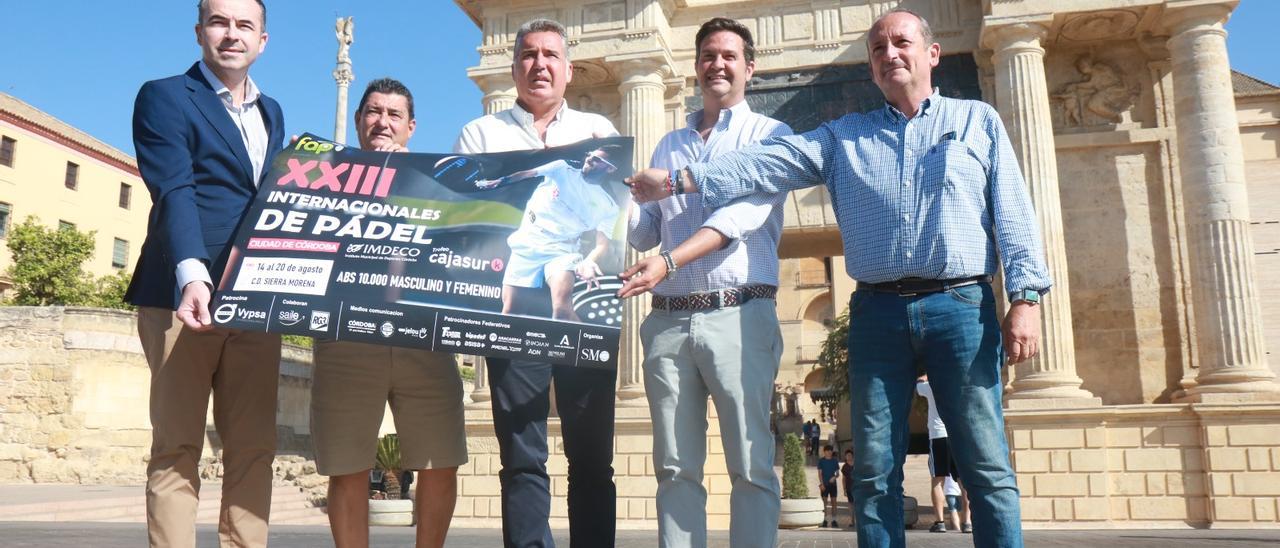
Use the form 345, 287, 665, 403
126, 1, 284, 546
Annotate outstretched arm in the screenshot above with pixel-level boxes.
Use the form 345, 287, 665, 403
474, 167, 539, 189
626, 127, 834, 206
616, 227, 728, 298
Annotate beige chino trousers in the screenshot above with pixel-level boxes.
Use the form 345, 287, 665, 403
137, 306, 281, 548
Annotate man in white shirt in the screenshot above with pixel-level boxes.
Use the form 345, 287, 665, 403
616, 17, 793, 548
453, 18, 619, 547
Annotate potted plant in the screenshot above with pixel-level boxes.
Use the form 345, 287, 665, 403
369, 434, 414, 526
778, 433, 824, 528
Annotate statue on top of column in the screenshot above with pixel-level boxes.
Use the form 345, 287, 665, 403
336, 16, 355, 64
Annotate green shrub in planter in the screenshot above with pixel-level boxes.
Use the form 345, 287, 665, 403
375, 434, 403, 499
781, 433, 808, 499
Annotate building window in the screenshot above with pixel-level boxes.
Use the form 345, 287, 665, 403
119, 182, 132, 209
112, 238, 130, 269
0, 136, 14, 167
58, 220, 75, 231
65, 162, 79, 190
0, 203, 10, 239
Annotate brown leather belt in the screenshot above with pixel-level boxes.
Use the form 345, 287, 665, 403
856, 275, 990, 296
652, 284, 778, 311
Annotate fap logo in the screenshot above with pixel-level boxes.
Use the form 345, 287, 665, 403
214, 304, 237, 324
294, 135, 344, 154
310, 311, 331, 332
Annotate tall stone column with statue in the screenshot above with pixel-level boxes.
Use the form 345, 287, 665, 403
333, 16, 355, 145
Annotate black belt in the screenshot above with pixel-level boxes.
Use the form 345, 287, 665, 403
652, 284, 778, 311
857, 275, 990, 296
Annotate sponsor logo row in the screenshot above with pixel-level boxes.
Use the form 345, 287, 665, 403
211, 298, 613, 366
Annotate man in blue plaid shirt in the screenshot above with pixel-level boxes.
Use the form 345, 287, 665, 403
625, 8, 1047, 548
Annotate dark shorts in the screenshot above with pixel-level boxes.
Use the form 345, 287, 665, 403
820, 480, 837, 498
929, 437, 960, 479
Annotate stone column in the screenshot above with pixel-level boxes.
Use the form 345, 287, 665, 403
333, 17, 355, 145
467, 358, 490, 408
1163, 3, 1279, 400
615, 58, 667, 405
477, 75, 517, 115
333, 68, 353, 144
986, 22, 1099, 406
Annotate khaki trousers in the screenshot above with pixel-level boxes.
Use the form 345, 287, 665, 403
640, 298, 784, 548
137, 307, 281, 548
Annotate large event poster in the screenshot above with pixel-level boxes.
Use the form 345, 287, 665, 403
210, 134, 635, 370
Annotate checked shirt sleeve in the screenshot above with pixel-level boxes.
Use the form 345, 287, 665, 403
984, 107, 1053, 297
689, 124, 835, 209
700, 122, 795, 241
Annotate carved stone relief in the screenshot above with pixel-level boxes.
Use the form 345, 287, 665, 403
570, 60, 614, 87
582, 1, 625, 33
1052, 55, 1140, 129
1060, 10, 1141, 42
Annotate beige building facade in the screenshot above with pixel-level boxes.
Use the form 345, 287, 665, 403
4, 0, 1280, 532
0, 93, 149, 287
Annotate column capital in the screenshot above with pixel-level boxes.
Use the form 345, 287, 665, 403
471, 72, 515, 94
469, 72, 517, 115
613, 56, 669, 86
1162, 1, 1235, 37
981, 15, 1052, 53
332, 65, 354, 86
1138, 32, 1172, 61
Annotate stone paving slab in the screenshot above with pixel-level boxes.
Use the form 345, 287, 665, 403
0, 522, 1278, 547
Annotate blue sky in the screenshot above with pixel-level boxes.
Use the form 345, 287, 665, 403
1, 1, 1276, 156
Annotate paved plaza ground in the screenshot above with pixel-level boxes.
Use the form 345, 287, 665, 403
2, 454, 1276, 546
1, 521, 1278, 547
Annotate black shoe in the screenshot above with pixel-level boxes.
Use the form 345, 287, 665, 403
929, 521, 947, 533
962, 522, 973, 534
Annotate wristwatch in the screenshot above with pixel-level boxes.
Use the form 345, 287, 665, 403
1009, 289, 1041, 305
659, 250, 678, 280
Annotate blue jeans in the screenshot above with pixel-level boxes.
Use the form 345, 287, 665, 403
846, 283, 1022, 548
